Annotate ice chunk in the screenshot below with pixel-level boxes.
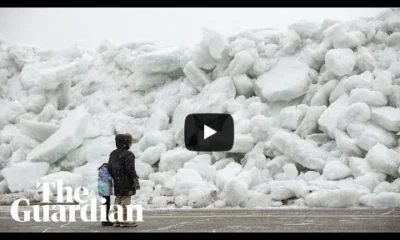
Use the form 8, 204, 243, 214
27, 108, 90, 164
387, 33, 400, 47
310, 80, 339, 106
359, 192, 400, 208
270, 129, 328, 171
131, 46, 183, 73
347, 122, 397, 151
128, 71, 170, 91
213, 158, 234, 170
224, 49, 257, 77
279, 105, 308, 131
348, 157, 373, 178
0, 180, 9, 194
269, 180, 309, 201
1, 161, 49, 192
318, 93, 351, 138
228, 38, 256, 56
251, 183, 271, 195
274, 163, 298, 180
188, 185, 218, 208
184, 162, 216, 183
372, 70, 393, 96
37, 171, 84, 192
229, 134, 255, 153
336, 103, 371, 131
138, 143, 167, 166
243, 146, 267, 170
139, 130, 176, 151
349, 88, 387, 107
354, 173, 381, 191
333, 31, 366, 48
356, 51, 378, 72
264, 156, 289, 175
385, 16, 400, 32
249, 57, 278, 77
232, 74, 254, 98
325, 48, 356, 77
183, 60, 211, 92
146, 109, 169, 132
300, 47, 323, 71
323, 161, 352, 180
22, 95, 46, 114
0, 124, 19, 144
288, 20, 321, 39
200, 27, 229, 61
371, 107, 400, 132
192, 45, 216, 70
20, 119, 59, 143
302, 171, 321, 182
174, 194, 188, 208
222, 178, 248, 207
244, 191, 273, 208
365, 143, 400, 177
159, 148, 197, 172
388, 85, 400, 108
152, 196, 168, 208
305, 189, 359, 207
255, 58, 312, 102
148, 170, 176, 186
388, 61, 400, 79
136, 161, 154, 180
295, 106, 327, 138
279, 30, 301, 55
374, 181, 393, 193
215, 162, 242, 190
330, 71, 374, 103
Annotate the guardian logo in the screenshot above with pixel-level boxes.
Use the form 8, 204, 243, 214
10, 180, 143, 223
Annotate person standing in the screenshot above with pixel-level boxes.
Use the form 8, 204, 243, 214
107, 133, 140, 227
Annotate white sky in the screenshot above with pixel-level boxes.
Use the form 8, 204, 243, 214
0, 8, 388, 51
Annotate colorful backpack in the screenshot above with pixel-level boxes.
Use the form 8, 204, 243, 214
98, 163, 113, 196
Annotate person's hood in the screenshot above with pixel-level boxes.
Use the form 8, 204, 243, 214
115, 134, 130, 150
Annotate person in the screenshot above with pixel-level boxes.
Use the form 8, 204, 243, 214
107, 133, 140, 227
97, 163, 114, 226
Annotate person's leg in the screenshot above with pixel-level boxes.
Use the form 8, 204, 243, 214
119, 196, 137, 227
113, 196, 122, 227
102, 196, 113, 226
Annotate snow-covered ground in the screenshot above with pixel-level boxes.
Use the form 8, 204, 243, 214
1, 8, 400, 209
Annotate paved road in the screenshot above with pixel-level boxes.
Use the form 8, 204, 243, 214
0, 207, 399, 232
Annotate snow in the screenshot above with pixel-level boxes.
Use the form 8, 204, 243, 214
349, 157, 373, 177
332, 31, 366, 49
365, 143, 400, 177
305, 189, 359, 208
371, 107, 400, 132
138, 143, 167, 166
288, 20, 321, 39
279, 105, 308, 131
353, 173, 381, 191
224, 49, 257, 77
387, 33, 400, 47
128, 71, 170, 91
152, 196, 168, 208
255, 58, 312, 102
221, 178, 248, 207
356, 51, 378, 72
183, 60, 211, 92
359, 192, 400, 208
329, 71, 374, 103
1, 161, 49, 192
232, 74, 254, 98
136, 161, 154, 180
131, 46, 183, 73
184, 161, 216, 183
325, 48, 356, 77
269, 180, 308, 201
188, 185, 217, 208
323, 161, 352, 180
373, 181, 393, 193
334, 130, 365, 157
216, 162, 242, 190
27, 108, 90, 164
349, 88, 388, 107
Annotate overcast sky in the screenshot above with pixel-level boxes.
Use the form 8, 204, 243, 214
0, 8, 388, 51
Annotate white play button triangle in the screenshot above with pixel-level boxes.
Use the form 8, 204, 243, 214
204, 125, 217, 140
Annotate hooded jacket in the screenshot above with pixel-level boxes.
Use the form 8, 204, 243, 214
107, 134, 138, 196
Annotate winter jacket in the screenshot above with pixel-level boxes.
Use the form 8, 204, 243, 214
107, 134, 138, 196
98, 164, 113, 196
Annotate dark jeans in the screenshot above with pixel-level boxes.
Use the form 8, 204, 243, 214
102, 196, 111, 221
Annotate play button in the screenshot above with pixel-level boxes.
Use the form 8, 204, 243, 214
184, 113, 234, 152
204, 125, 217, 140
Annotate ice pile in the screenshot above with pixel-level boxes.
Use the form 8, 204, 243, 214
1, 8, 400, 209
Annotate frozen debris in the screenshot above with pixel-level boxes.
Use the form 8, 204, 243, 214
388, 61, 400, 78
200, 27, 229, 61
310, 80, 339, 107
325, 48, 356, 77
349, 88, 388, 107
229, 134, 255, 153
136, 161, 154, 180
184, 161, 217, 183
329, 71, 374, 103
146, 109, 169, 132
295, 106, 327, 138
366, 143, 400, 177
347, 122, 397, 151
249, 57, 278, 78
37, 171, 84, 192
372, 70, 393, 96
333, 31, 366, 49
371, 107, 400, 132
305, 189, 359, 208
336, 102, 371, 132
323, 161, 352, 180
354, 173, 381, 191
373, 181, 393, 193
288, 20, 321, 39
387, 33, 400, 47
359, 192, 400, 208
224, 49, 258, 77
216, 162, 242, 190
232, 74, 254, 98
139, 130, 176, 151
269, 180, 309, 201
222, 178, 248, 207
334, 130, 365, 157
318, 93, 351, 139
279, 30, 302, 55
274, 163, 298, 180
213, 158, 235, 171
228, 38, 256, 57
188, 185, 218, 208
128, 71, 170, 91
1, 161, 50, 192
385, 15, 400, 32
255, 58, 312, 102
22, 95, 46, 114
27, 108, 90, 164
356, 51, 378, 72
